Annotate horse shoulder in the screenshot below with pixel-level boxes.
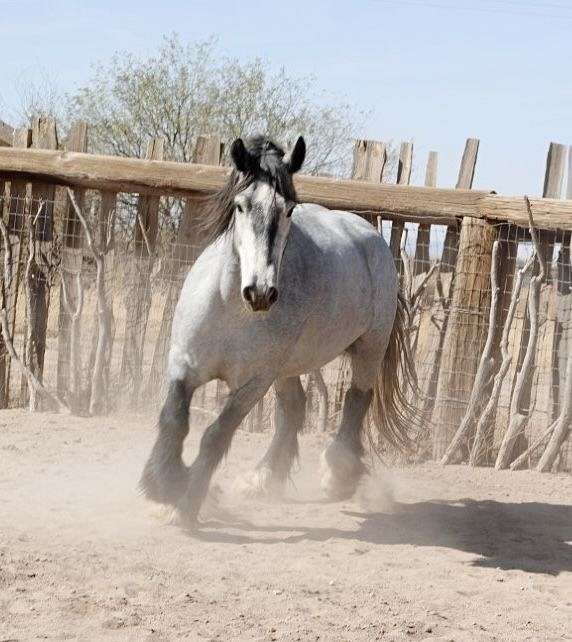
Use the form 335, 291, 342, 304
168, 243, 231, 382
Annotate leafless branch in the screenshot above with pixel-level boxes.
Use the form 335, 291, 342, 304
136, 210, 153, 257
469, 247, 535, 465
525, 195, 546, 281
0, 310, 67, 412
495, 198, 545, 469
0, 217, 12, 292
60, 271, 84, 408
509, 421, 556, 470
537, 324, 572, 471
67, 189, 95, 253
310, 369, 329, 432
412, 262, 438, 304
67, 187, 113, 415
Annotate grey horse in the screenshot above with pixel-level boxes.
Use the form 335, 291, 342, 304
141, 135, 417, 523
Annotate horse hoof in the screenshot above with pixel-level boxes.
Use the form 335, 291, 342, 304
139, 459, 188, 506
235, 467, 284, 499
320, 441, 365, 501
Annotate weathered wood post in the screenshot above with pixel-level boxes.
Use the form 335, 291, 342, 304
430, 138, 501, 460
0, 120, 14, 147
441, 139, 479, 271
431, 217, 498, 459
1, 128, 32, 407
57, 122, 88, 403
119, 138, 164, 407
389, 142, 413, 261
413, 151, 438, 276
21, 117, 58, 409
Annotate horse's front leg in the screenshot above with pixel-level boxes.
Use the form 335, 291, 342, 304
179, 377, 271, 523
140, 379, 194, 506
240, 376, 306, 497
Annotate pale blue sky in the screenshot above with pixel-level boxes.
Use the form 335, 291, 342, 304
1, 0, 571, 196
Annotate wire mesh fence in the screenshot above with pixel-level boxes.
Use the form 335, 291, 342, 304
0, 186, 570, 472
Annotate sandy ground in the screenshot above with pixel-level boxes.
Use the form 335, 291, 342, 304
1, 410, 571, 641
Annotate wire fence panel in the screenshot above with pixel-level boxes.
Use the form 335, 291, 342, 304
0, 178, 570, 472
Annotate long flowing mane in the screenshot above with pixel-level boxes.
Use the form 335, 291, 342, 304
199, 136, 298, 242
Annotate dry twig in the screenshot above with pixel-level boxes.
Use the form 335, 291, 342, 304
469, 250, 535, 465
537, 330, 572, 471
495, 196, 546, 469
60, 271, 84, 409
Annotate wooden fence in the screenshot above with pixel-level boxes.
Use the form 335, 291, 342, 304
0, 117, 570, 473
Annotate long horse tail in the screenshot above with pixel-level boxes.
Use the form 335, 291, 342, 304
369, 290, 421, 455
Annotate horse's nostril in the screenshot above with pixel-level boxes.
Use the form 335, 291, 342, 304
267, 287, 278, 306
242, 285, 256, 305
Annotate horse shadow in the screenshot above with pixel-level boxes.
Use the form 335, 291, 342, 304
191, 498, 572, 576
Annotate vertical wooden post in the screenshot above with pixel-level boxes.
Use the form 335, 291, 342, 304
1, 128, 32, 407
175, 136, 224, 262
147, 135, 224, 400
0, 119, 14, 147
57, 122, 88, 402
441, 139, 479, 271
429, 138, 490, 460
431, 217, 498, 458
351, 139, 386, 182
120, 138, 164, 407
413, 151, 438, 276
21, 117, 58, 409
389, 142, 413, 260
538, 148, 571, 473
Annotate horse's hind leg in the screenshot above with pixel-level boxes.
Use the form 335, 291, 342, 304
179, 377, 271, 523
140, 379, 194, 505
240, 376, 305, 497
321, 333, 384, 500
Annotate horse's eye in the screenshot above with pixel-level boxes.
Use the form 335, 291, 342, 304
235, 203, 244, 214
286, 203, 296, 218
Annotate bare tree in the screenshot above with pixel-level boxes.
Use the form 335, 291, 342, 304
66, 189, 114, 415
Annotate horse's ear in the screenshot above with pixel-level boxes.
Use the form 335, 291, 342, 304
284, 136, 306, 174
230, 138, 254, 173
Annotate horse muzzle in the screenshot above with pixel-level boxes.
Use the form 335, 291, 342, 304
242, 284, 279, 312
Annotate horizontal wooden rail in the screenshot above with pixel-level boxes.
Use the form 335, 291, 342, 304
1, 147, 571, 230
478, 196, 572, 230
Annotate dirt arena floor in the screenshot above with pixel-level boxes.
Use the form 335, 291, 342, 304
1, 409, 571, 641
